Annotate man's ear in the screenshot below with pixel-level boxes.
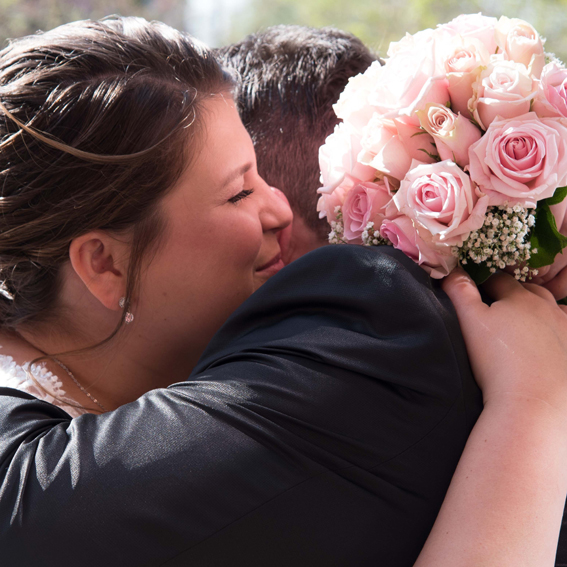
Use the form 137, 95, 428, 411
68, 231, 130, 311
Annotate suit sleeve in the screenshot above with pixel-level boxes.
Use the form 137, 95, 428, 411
0, 246, 482, 567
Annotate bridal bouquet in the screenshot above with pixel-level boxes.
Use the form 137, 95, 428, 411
317, 14, 567, 282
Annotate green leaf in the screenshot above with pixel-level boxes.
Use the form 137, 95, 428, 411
528, 202, 567, 268
410, 129, 428, 138
545, 185, 567, 206
417, 148, 440, 161
462, 260, 492, 284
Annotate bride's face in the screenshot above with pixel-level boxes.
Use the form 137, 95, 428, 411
136, 95, 293, 355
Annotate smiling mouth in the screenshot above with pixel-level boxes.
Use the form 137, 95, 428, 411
256, 252, 283, 273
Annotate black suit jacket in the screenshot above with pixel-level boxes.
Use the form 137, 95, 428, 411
0, 246, 482, 566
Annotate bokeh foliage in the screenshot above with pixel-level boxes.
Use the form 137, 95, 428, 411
0, 0, 566, 63
0, 0, 183, 46
247, 0, 567, 61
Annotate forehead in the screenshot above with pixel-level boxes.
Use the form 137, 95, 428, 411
182, 96, 255, 199
161, 95, 255, 212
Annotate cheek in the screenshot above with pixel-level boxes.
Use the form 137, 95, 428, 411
192, 211, 263, 279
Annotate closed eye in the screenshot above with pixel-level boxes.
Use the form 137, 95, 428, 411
228, 189, 254, 204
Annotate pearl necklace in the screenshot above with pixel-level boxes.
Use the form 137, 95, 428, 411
52, 357, 107, 413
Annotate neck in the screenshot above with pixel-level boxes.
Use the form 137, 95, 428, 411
14, 318, 204, 412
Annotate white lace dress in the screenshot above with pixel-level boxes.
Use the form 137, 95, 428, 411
0, 353, 88, 418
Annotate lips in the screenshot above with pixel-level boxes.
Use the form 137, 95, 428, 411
256, 252, 282, 272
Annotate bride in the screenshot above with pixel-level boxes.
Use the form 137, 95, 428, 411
0, 17, 291, 415
0, 15, 566, 567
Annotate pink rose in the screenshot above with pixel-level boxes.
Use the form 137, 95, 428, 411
317, 182, 350, 223
380, 216, 457, 278
342, 178, 395, 242
394, 160, 489, 246
443, 36, 490, 119
444, 37, 490, 74
394, 117, 439, 163
367, 29, 450, 125
319, 122, 376, 192
440, 14, 498, 55
333, 61, 384, 131
416, 103, 482, 168
359, 114, 436, 182
386, 27, 442, 60
470, 58, 537, 130
533, 63, 567, 119
468, 112, 567, 207
494, 16, 545, 78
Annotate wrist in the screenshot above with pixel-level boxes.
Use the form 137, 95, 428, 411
483, 391, 567, 430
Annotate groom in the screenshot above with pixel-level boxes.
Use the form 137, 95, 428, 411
216, 25, 378, 262
219, 25, 567, 566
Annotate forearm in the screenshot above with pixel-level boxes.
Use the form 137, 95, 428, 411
415, 398, 567, 567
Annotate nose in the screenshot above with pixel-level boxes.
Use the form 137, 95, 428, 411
259, 180, 293, 233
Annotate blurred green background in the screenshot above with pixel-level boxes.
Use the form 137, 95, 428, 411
2, 0, 567, 61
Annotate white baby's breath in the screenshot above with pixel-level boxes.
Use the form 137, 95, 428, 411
361, 221, 390, 247
454, 204, 538, 281
328, 207, 347, 244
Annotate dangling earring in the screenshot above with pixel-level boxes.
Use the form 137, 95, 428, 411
119, 297, 134, 324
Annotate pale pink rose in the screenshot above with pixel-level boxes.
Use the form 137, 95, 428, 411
416, 103, 482, 168
468, 112, 567, 207
447, 73, 478, 119
444, 37, 490, 74
393, 117, 439, 163
443, 36, 491, 118
440, 14, 498, 55
319, 122, 376, 192
533, 63, 567, 119
394, 160, 489, 246
494, 16, 545, 78
316, 182, 350, 223
470, 58, 537, 130
386, 27, 439, 60
358, 115, 411, 181
358, 114, 439, 181
342, 178, 395, 242
333, 61, 384, 131
380, 215, 458, 278
367, 30, 449, 125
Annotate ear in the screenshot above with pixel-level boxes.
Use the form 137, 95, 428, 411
68, 231, 130, 311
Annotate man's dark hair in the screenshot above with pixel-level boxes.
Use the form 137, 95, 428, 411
216, 25, 377, 240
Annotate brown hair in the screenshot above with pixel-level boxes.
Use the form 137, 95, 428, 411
217, 25, 377, 241
0, 16, 233, 332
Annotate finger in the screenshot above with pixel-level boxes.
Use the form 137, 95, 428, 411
535, 264, 551, 278
442, 268, 485, 318
521, 282, 557, 302
543, 265, 567, 300
528, 264, 551, 284
481, 271, 526, 301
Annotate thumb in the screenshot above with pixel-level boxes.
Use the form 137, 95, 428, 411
442, 267, 485, 323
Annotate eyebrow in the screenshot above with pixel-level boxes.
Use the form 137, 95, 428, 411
220, 162, 253, 189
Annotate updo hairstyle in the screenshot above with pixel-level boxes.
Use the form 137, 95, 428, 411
0, 16, 233, 332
